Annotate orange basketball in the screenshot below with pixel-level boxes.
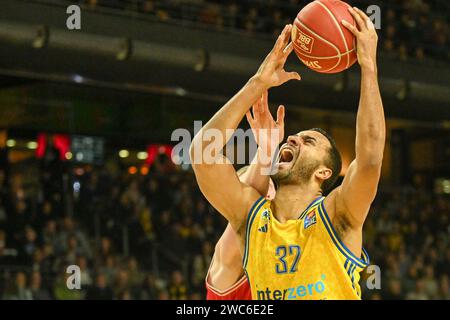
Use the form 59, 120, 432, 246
292, 0, 357, 74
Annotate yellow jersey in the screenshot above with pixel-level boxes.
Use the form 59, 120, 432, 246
243, 196, 370, 300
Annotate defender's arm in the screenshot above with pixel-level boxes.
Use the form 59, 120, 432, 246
241, 91, 285, 197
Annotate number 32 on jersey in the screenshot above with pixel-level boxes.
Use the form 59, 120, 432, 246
275, 245, 301, 274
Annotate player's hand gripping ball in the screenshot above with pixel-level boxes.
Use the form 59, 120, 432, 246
292, 0, 357, 73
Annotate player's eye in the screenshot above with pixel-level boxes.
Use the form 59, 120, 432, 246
305, 139, 316, 146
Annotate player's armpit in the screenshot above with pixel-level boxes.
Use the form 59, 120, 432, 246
329, 159, 381, 228
192, 154, 262, 232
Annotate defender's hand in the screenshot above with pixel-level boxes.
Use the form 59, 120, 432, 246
246, 91, 285, 157
342, 7, 378, 73
254, 24, 301, 89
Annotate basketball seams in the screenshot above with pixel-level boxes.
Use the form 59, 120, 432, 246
314, 0, 350, 69
292, 41, 355, 59
294, 18, 341, 73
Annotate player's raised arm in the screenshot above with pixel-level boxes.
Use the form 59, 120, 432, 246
190, 25, 299, 231
241, 91, 285, 196
331, 7, 386, 228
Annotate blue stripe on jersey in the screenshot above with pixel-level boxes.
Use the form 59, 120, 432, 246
318, 201, 369, 269
299, 196, 324, 220
362, 247, 370, 264
344, 259, 349, 273
243, 197, 266, 269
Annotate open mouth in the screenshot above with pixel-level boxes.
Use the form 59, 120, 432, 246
279, 147, 294, 164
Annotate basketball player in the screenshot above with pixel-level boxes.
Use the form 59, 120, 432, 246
206, 92, 281, 300
191, 7, 384, 300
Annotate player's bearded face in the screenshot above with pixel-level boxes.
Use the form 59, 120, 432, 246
271, 143, 321, 185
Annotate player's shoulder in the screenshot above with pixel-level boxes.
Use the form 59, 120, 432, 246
232, 183, 264, 233
242, 183, 267, 212
236, 185, 269, 234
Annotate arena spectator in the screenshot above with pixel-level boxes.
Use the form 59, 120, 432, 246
438, 275, 450, 300
384, 279, 403, 300
140, 273, 158, 300
3, 271, 32, 300
85, 273, 114, 300
406, 279, 429, 300
77, 255, 93, 288
168, 270, 188, 300
191, 241, 212, 291
113, 269, 131, 298
30, 271, 51, 300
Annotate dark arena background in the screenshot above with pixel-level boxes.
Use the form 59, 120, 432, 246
0, 0, 448, 301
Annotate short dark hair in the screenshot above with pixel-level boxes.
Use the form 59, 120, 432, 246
309, 128, 342, 194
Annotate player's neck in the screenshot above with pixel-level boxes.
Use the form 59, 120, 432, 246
272, 184, 322, 223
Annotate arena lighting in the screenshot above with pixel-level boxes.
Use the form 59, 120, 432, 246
194, 49, 209, 72
73, 181, 81, 193
128, 166, 138, 175
116, 38, 132, 61
72, 74, 84, 83
27, 141, 38, 150
75, 152, 84, 161
443, 180, 450, 194
435, 178, 450, 195
396, 79, 410, 101
175, 87, 187, 96
36, 133, 71, 161
6, 139, 16, 147
140, 166, 149, 175
333, 73, 347, 92
333, 77, 344, 92
146, 144, 174, 166
137, 152, 148, 160
65, 152, 73, 160
119, 149, 129, 158
32, 25, 48, 49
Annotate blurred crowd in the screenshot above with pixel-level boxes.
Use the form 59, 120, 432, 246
0, 152, 224, 300
77, 0, 450, 62
0, 148, 448, 300
361, 186, 449, 299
